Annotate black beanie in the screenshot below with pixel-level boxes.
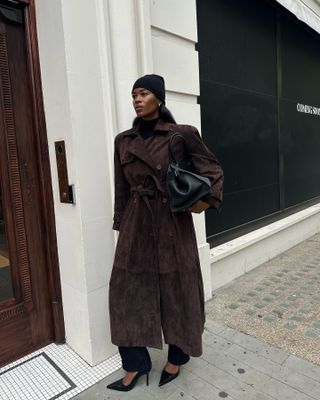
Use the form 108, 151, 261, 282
132, 74, 166, 104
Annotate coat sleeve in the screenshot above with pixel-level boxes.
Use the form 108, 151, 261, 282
112, 137, 130, 230
184, 126, 224, 210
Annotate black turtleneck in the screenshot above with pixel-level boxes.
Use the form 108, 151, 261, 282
139, 117, 159, 140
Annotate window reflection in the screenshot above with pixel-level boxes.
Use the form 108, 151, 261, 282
0, 186, 12, 302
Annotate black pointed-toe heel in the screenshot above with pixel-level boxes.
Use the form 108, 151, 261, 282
106, 370, 150, 392
158, 367, 180, 387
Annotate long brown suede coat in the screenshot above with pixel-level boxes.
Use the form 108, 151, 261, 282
109, 118, 223, 357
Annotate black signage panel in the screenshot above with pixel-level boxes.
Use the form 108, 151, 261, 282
280, 15, 320, 207
280, 99, 320, 207
197, 0, 280, 238
197, 0, 320, 242
197, 0, 277, 96
201, 81, 279, 234
281, 15, 320, 105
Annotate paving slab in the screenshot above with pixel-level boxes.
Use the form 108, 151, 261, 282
197, 362, 258, 400
223, 343, 320, 398
200, 343, 271, 391
283, 354, 320, 383
217, 326, 289, 364
261, 378, 316, 400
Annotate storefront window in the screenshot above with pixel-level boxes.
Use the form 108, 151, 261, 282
197, 0, 320, 244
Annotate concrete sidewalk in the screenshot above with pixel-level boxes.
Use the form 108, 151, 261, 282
73, 318, 320, 400
73, 235, 320, 399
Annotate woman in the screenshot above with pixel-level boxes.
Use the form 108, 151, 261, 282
107, 74, 223, 392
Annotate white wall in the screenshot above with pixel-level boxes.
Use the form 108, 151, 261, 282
36, 0, 117, 365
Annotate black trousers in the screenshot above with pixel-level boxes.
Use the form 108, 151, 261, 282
119, 345, 190, 372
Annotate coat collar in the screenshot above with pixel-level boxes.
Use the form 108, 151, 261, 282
123, 118, 175, 136
122, 119, 175, 172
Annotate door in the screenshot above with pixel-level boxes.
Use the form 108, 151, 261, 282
0, 0, 64, 366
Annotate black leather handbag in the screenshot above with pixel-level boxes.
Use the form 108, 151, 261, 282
166, 132, 211, 212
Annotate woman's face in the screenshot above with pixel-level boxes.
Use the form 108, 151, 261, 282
132, 88, 160, 120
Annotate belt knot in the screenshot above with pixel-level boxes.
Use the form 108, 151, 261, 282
130, 185, 155, 198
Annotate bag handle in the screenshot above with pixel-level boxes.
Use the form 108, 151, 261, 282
168, 132, 191, 164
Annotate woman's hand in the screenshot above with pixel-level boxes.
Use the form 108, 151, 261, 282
187, 199, 210, 214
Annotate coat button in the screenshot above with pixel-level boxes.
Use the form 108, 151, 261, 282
156, 164, 162, 170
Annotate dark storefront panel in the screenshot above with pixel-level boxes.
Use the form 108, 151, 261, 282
197, 0, 277, 95
280, 99, 320, 207
281, 16, 320, 104
197, 0, 280, 238
212, 184, 280, 234
201, 81, 279, 234
280, 16, 320, 207
197, 0, 320, 244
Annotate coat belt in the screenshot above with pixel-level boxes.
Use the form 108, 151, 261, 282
130, 187, 155, 198
130, 175, 166, 238
130, 174, 166, 200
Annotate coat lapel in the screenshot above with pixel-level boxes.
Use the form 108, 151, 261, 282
130, 134, 157, 171
123, 119, 174, 172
